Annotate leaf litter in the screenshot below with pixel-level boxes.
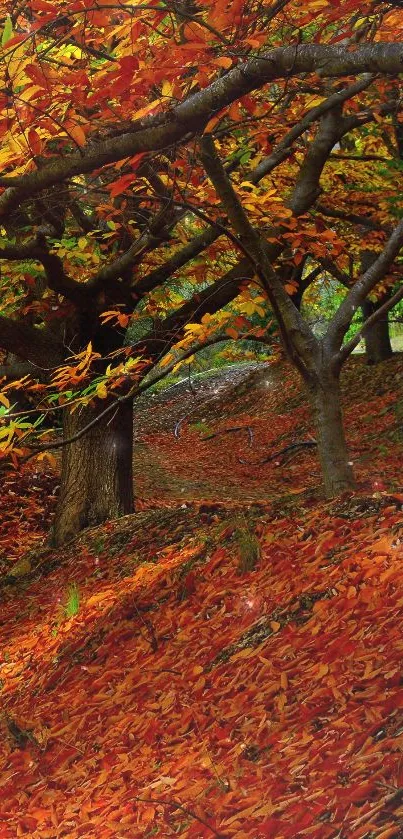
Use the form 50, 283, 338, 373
0, 357, 403, 836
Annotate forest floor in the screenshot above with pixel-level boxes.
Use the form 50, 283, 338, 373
1, 355, 403, 837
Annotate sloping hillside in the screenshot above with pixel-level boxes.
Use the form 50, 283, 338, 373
1, 356, 403, 838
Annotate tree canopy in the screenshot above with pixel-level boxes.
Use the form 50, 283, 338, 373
0, 0, 403, 540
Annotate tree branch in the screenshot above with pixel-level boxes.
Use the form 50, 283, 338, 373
0, 315, 64, 369
21, 334, 240, 460
134, 79, 374, 303
335, 280, 403, 366
253, 75, 374, 184
317, 204, 386, 232
0, 236, 90, 306
326, 220, 403, 359
199, 134, 319, 378
0, 44, 401, 213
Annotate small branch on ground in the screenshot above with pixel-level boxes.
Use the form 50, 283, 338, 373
239, 440, 317, 466
201, 426, 254, 447
132, 796, 228, 838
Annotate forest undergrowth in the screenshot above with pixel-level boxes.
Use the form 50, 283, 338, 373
1, 356, 403, 837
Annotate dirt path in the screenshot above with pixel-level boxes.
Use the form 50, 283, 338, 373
134, 362, 274, 436
133, 362, 313, 506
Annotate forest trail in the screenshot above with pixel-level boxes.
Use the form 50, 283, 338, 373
134, 362, 290, 504
133, 354, 403, 509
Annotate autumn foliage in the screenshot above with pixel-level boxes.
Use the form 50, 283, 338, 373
2, 1, 403, 834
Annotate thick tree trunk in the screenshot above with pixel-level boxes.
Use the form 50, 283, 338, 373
52, 400, 134, 545
308, 372, 355, 497
361, 298, 393, 365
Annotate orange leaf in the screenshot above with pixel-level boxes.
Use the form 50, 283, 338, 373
213, 56, 232, 69
67, 122, 87, 147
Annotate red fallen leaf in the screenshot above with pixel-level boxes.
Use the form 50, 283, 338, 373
258, 816, 287, 836
181, 571, 197, 595
19, 816, 38, 831
213, 725, 232, 741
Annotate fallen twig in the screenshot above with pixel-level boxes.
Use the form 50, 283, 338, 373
132, 796, 228, 837
239, 439, 317, 466
201, 425, 254, 447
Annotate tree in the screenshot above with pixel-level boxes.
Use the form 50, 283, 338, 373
0, 2, 403, 540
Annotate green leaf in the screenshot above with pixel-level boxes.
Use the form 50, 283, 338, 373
2, 15, 13, 47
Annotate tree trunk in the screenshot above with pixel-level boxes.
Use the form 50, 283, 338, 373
52, 399, 134, 546
360, 251, 393, 365
308, 372, 355, 497
361, 297, 393, 365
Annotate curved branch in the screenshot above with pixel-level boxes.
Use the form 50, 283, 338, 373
134, 77, 374, 300
0, 236, 90, 305
239, 440, 316, 466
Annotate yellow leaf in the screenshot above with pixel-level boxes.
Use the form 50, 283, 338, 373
184, 323, 202, 334
306, 96, 326, 109
67, 123, 87, 147
0, 393, 10, 409
315, 663, 329, 680
270, 621, 281, 632
132, 98, 164, 122
161, 80, 173, 97
160, 353, 174, 367
96, 382, 108, 399
231, 647, 254, 660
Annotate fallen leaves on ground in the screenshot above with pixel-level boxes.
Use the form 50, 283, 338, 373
1, 356, 403, 836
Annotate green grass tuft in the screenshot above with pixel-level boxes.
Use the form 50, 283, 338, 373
64, 582, 80, 617
234, 518, 261, 574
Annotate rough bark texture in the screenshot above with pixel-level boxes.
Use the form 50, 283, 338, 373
362, 297, 393, 364
308, 373, 355, 497
52, 400, 134, 546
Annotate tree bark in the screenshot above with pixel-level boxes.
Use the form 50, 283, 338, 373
362, 297, 393, 364
52, 399, 134, 546
360, 251, 393, 365
307, 372, 355, 497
